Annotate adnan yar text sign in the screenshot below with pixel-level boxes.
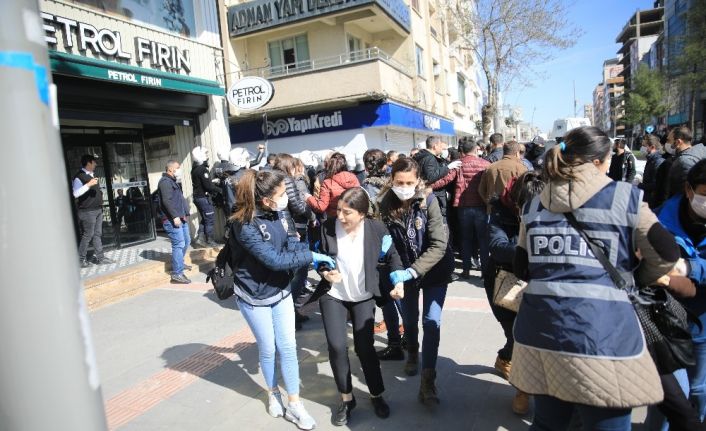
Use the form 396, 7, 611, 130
228, 0, 411, 37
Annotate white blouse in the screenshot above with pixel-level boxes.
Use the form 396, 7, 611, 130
328, 220, 371, 302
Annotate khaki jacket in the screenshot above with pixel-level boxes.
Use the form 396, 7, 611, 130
478, 155, 527, 213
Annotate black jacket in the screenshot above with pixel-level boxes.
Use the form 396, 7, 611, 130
157, 173, 189, 221
230, 209, 312, 306
668, 143, 706, 197
485, 147, 503, 164
315, 218, 403, 305
413, 149, 450, 216
191, 162, 221, 198
639, 151, 665, 208
283, 175, 314, 227
485, 200, 519, 321
608, 151, 636, 183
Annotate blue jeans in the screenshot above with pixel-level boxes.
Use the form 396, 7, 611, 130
688, 336, 706, 420
382, 298, 403, 344
457, 206, 488, 272
237, 294, 300, 395
401, 284, 447, 369
162, 219, 190, 275
532, 395, 632, 431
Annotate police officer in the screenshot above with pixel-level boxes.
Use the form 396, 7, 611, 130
511, 127, 679, 429
191, 146, 221, 247
72, 154, 114, 268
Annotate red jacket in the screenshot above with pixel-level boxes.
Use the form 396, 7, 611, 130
307, 171, 360, 217
429, 154, 489, 208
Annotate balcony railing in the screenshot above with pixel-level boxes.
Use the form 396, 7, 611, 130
241, 47, 413, 79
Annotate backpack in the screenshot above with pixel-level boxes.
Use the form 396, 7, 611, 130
205, 223, 243, 300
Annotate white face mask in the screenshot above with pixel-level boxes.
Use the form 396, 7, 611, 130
392, 185, 416, 201
665, 143, 676, 155
273, 193, 289, 211
440, 149, 449, 159
174, 168, 183, 182
690, 193, 706, 219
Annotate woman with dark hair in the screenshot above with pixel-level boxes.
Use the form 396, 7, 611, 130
228, 169, 335, 430
314, 187, 405, 425
362, 149, 389, 201
274, 154, 317, 327
376, 157, 454, 406
511, 126, 680, 430
306, 152, 360, 218
485, 171, 544, 415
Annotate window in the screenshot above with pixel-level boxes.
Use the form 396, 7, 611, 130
347, 34, 363, 61
457, 74, 466, 106
411, 0, 420, 12
415, 44, 424, 77
268, 34, 310, 74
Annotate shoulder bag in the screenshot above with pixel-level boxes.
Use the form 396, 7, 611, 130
564, 211, 699, 374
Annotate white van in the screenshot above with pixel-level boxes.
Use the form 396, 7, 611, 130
550, 118, 592, 140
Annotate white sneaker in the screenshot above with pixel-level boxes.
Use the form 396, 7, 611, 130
268, 391, 285, 418
285, 400, 316, 430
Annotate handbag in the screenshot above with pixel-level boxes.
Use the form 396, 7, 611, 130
493, 269, 527, 312
564, 211, 699, 374
206, 241, 235, 300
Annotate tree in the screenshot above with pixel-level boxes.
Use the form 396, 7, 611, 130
444, 0, 580, 141
623, 64, 668, 128
675, 1, 706, 132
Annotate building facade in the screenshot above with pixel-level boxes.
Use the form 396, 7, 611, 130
664, 0, 704, 138
593, 83, 606, 132
600, 58, 625, 137
222, 0, 482, 159
42, 0, 228, 248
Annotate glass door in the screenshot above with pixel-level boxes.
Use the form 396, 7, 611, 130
62, 128, 155, 250
105, 131, 155, 247
63, 136, 117, 249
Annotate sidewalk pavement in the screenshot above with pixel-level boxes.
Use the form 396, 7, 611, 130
90, 268, 648, 431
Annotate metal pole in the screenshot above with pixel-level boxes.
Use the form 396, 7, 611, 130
0, 1, 108, 430
262, 111, 269, 157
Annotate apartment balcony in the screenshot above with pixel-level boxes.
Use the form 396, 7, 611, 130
239, 48, 415, 113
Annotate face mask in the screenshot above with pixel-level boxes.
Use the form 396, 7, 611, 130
392, 185, 416, 201
440, 149, 449, 159
665, 143, 676, 155
273, 193, 288, 211
174, 168, 183, 182
691, 193, 706, 219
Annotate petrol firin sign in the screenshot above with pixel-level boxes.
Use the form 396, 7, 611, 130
227, 77, 275, 110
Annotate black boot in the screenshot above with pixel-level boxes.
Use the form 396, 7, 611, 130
418, 369, 440, 406
331, 395, 356, 426
404, 345, 419, 376
377, 343, 404, 361
370, 396, 390, 418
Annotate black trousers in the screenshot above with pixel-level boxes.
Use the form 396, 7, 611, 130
319, 294, 384, 396
658, 373, 706, 431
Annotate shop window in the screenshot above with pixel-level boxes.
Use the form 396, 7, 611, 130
268, 34, 310, 75
457, 74, 466, 106
415, 44, 424, 77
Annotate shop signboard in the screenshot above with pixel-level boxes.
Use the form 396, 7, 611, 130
228, 0, 411, 37
230, 101, 454, 143
227, 77, 275, 110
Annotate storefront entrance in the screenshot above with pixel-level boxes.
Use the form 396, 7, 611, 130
63, 127, 155, 250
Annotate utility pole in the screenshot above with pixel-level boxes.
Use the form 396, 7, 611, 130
0, 1, 108, 430
573, 80, 578, 118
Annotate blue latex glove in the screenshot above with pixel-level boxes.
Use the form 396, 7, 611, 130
312, 252, 335, 270
390, 269, 414, 285
379, 235, 393, 260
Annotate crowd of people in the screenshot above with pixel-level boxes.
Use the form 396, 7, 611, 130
74, 123, 706, 429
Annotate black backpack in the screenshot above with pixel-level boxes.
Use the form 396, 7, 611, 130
206, 223, 243, 300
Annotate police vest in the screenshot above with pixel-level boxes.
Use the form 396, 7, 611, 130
514, 181, 645, 359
